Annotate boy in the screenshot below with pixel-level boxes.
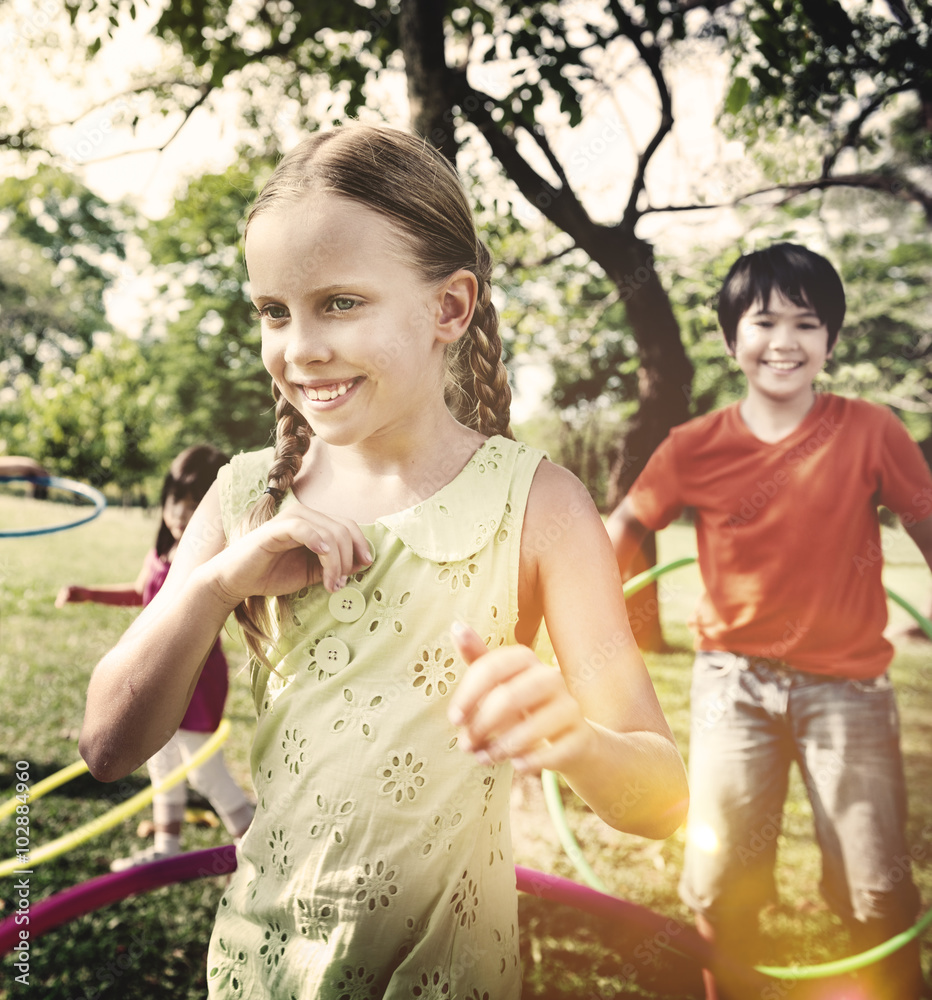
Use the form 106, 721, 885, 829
607, 243, 932, 1000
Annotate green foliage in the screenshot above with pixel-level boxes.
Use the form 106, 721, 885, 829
0, 167, 126, 379
141, 159, 277, 454
0, 336, 176, 495
718, 0, 932, 188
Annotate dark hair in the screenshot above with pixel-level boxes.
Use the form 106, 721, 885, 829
155, 444, 230, 557
717, 243, 846, 352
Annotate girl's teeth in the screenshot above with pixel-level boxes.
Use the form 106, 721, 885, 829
307, 381, 351, 400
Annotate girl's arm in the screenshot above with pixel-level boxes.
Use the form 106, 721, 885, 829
56, 560, 150, 608
80, 482, 372, 782
450, 461, 688, 839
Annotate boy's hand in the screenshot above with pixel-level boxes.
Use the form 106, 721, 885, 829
448, 621, 593, 774
209, 505, 373, 605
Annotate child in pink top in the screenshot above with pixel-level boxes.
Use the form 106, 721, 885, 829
57, 445, 254, 868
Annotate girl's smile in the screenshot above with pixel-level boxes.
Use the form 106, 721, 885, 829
298, 376, 362, 402
245, 194, 455, 453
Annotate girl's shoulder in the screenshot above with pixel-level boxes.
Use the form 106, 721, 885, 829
377, 435, 547, 562
217, 447, 277, 540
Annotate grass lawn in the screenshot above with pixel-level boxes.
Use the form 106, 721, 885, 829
1, 492, 930, 998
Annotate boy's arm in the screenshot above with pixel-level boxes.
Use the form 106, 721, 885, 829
605, 497, 650, 576
905, 514, 932, 573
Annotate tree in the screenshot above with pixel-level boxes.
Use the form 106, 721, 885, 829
719, 0, 932, 218
1, 335, 174, 496
59, 0, 702, 496
142, 159, 278, 455
32, 0, 931, 644
0, 167, 126, 380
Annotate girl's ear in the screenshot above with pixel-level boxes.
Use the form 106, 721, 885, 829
435, 269, 478, 344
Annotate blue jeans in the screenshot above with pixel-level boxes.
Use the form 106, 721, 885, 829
680, 651, 920, 932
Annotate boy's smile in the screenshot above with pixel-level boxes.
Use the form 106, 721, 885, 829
729, 291, 832, 412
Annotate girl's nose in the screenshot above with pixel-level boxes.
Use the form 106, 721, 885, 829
283, 319, 333, 367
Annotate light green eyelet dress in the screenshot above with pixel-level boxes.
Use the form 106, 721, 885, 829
207, 436, 545, 999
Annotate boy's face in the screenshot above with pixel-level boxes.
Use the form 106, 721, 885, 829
728, 290, 832, 408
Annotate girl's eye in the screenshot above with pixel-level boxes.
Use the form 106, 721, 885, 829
331, 297, 357, 312
258, 304, 288, 321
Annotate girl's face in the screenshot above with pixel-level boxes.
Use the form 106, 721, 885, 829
246, 194, 465, 452
163, 492, 198, 542
729, 290, 832, 409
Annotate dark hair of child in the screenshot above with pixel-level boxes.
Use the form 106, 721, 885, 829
717, 242, 847, 352
154, 444, 230, 558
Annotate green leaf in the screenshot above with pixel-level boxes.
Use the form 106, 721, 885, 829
724, 75, 751, 116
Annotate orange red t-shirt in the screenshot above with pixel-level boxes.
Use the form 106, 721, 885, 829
626, 394, 932, 677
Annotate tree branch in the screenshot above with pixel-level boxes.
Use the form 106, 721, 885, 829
643, 170, 932, 221
604, 0, 675, 229
450, 72, 594, 237
822, 82, 916, 175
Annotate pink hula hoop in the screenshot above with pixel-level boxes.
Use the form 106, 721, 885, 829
1, 848, 716, 966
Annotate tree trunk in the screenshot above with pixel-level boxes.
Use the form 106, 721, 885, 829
398, 3, 694, 650
578, 230, 693, 652
398, 0, 458, 161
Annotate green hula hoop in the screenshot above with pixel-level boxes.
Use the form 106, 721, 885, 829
543, 554, 932, 980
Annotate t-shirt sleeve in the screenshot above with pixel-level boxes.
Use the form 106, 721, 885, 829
624, 435, 684, 531
877, 408, 932, 526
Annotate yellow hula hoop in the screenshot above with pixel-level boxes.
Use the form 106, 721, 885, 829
0, 759, 90, 822
0, 720, 231, 878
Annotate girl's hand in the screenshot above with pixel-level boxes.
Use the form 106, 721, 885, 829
208, 505, 372, 604
55, 585, 83, 607
448, 621, 594, 774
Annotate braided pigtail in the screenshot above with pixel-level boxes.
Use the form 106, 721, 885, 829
466, 244, 513, 439
234, 384, 312, 663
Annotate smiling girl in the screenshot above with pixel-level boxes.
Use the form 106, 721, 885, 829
80, 124, 687, 999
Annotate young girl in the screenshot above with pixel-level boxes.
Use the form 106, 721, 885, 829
80, 125, 688, 998
60, 445, 254, 869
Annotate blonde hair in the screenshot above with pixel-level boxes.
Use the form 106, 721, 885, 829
235, 123, 512, 658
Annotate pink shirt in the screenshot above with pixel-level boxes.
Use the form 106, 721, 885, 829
143, 550, 229, 731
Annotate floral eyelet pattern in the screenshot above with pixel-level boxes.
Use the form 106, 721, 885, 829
365, 589, 411, 636
409, 646, 458, 698
331, 687, 385, 740
353, 857, 400, 912
308, 792, 355, 846
210, 437, 540, 998
296, 896, 336, 942
333, 964, 379, 1000
377, 748, 427, 805
436, 558, 480, 592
